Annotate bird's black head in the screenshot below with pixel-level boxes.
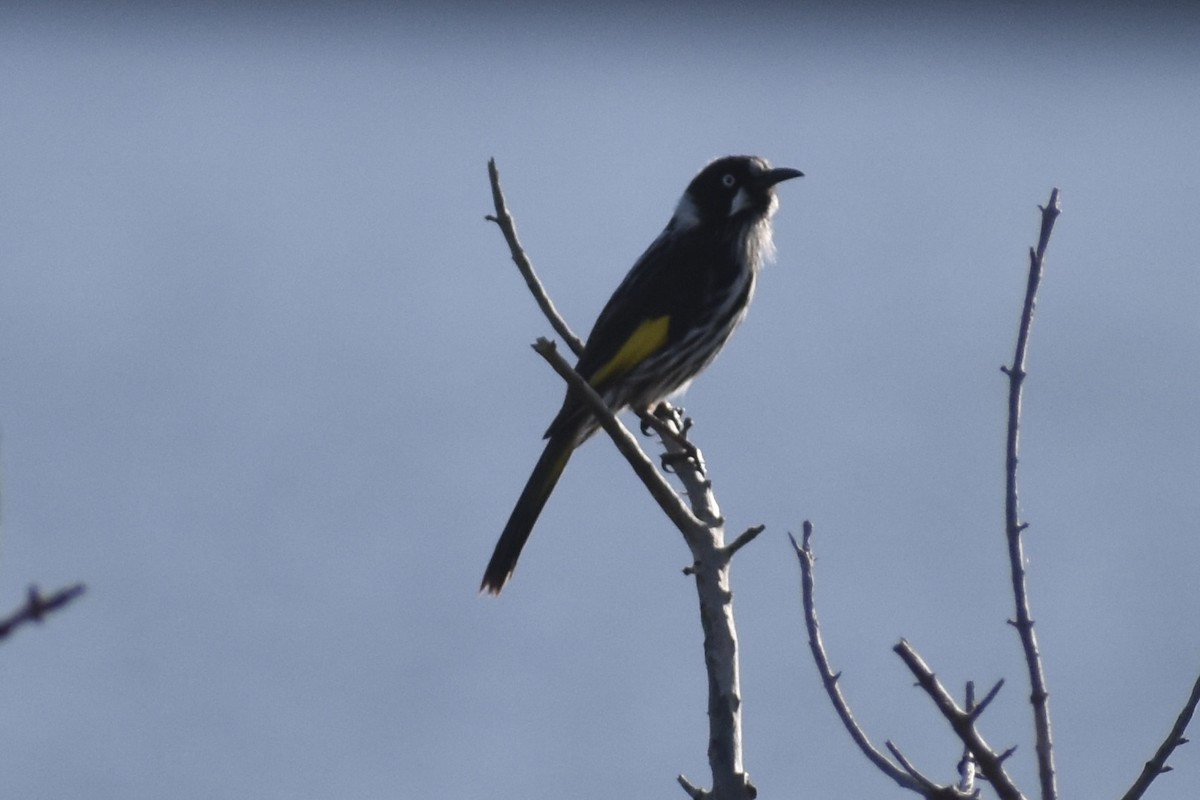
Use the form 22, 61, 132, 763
673, 155, 803, 229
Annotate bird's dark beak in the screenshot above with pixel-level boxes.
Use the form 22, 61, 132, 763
761, 167, 804, 187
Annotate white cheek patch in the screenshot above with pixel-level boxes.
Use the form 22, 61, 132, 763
729, 187, 751, 216
729, 187, 781, 219
671, 193, 701, 230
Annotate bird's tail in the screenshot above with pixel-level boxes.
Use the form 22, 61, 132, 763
481, 432, 575, 595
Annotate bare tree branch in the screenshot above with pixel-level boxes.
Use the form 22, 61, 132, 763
529, 286, 750, 800
1119, 671, 1200, 800
791, 187, 1198, 800
883, 740, 944, 796
894, 640, 1025, 800
0, 583, 86, 641
793, 522, 967, 798
726, 525, 765, 558
486, 158, 585, 357
999, 189, 1061, 800
970, 679, 1006, 723
677, 773, 706, 800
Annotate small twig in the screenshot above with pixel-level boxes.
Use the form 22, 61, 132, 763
1119, 670, 1200, 800
0, 583, 86, 641
725, 525, 765, 558
1002, 189, 1061, 800
894, 640, 1025, 800
486, 158, 585, 356
677, 773, 707, 800
970, 679, 1006, 722
885, 740, 942, 794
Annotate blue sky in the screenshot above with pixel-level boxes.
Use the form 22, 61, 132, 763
1, 3, 1199, 798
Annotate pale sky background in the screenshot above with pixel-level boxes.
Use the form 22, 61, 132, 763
2, 2, 1199, 799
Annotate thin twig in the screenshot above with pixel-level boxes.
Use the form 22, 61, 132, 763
486, 158, 585, 356
970, 679, 1006, 722
677, 774, 707, 800
1000, 189, 1061, 800
725, 525, 765, 558
0, 583, 86, 641
1119, 670, 1200, 800
792, 523, 948, 796
884, 741, 942, 794
894, 639, 1025, 800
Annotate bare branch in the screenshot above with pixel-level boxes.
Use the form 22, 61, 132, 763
677, 773, 707, 799
894, 640, 1026, 800
1119, 671, 1200, 800
486, 158, 585, 356
884, 740, 942, 794
0, 583, 86, 641
725, 524, 765, 558
793, 523, 954, 796
970, 679, 1006, 722
1002, 188, 1062, 800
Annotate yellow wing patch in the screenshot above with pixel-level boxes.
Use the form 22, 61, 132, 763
588, 315, 671, 388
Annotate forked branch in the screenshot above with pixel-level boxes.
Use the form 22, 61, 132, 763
894, 640, 1023, 800
794, 523, 972, 799
0, 583, 86, 641
794, 188, 1199, 800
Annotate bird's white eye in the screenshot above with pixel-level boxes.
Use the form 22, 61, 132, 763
722, 174, 736, 188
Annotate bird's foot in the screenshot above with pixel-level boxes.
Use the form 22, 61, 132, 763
641, 403, 705, 476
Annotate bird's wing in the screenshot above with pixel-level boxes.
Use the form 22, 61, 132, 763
541, 230, 719, 441
574, 230, 711, 390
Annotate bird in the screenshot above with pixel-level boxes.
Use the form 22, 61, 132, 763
481, 155, 803, 595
